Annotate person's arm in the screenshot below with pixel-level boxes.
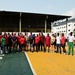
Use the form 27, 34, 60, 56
73, 36, 75, 46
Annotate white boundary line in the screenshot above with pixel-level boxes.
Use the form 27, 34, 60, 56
0, 57, 2, 59
24, 52, 37, 75
0, 54, 5, 56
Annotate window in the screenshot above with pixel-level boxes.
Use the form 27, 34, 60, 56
64, 26, 65, 28
68, 30, 70, 31
68, 24, 70, 26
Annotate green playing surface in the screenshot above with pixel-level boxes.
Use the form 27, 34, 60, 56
0, 52, 33, 75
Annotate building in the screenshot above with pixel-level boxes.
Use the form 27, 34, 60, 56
0, 11, 70, 32
52, 18, 75, 34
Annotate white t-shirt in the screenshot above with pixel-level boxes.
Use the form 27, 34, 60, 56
56, 36, 61, 44
68, 35, 75, 42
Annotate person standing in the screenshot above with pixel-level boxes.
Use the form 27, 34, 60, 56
11, 33, 17, 53
1, 35, 6, 54
45, 33, 51, 52
40, 33, 45, 52
20, 34, 26, 52
68, 32, 75, 56
56, 33, 61, 54
61, 33, 66, 54
51, 34, 56, 52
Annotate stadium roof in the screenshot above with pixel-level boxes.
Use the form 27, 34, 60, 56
0, 10, 71, 22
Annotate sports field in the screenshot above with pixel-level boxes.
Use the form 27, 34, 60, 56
0, 52, 33, 75
0, 47, 75, 75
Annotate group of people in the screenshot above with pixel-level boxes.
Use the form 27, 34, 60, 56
0, 32, 75, 56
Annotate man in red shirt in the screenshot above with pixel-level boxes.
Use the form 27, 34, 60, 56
61, 33, 66, 54
40, 33, 45, 52
35, 34, 39, 52
45, 33, 51, 52
38, 33, 41, 51
17, 33, 21, 51
20, 34, 26, 52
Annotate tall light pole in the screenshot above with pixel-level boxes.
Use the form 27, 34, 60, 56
19, 13, 22, 32
66, 18, 68, 34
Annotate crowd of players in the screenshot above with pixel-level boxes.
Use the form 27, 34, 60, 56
0, 32, 75, 56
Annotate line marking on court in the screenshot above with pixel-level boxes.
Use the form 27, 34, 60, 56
24, 52, 37, 75
0, 57, 2, 59
0, 54, 5, 57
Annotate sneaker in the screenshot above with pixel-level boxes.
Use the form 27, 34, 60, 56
64, 53, 66, 55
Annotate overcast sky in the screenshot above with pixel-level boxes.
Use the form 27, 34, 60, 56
0, 0, 75, 18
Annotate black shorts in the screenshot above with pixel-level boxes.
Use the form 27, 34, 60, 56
61, 44, 65, 48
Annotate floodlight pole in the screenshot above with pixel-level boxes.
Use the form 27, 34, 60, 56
66, 18, 68, 34
19, 13, 22, 32
45, 16, 48, 33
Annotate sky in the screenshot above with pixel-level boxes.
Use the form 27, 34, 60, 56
0, 0, 75, 18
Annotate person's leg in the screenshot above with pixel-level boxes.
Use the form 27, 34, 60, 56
71, 42, 74, 55
68, 42, 71, 55
59, 44, 61, 54
48, 45, 50, 52
56, 44, 59, 53
2, 45, 5, 54
63, 44, 66, 54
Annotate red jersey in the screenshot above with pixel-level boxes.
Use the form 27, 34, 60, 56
38, 35, 41, 42
17, 36, 21, 43
61, 36, 66, 45
45, 36, 51, 44
0, 35, 2, 44
20, 37, 26, 44
35, 37, 39, 44
40, 35, 45, 43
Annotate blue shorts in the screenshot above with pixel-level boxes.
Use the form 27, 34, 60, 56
30, 44, 33, 47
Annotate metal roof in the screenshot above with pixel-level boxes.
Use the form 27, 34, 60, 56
0, 10, 71, 22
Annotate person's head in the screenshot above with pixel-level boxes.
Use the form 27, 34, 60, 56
57, 33, 59, 36
3, 35, 5, 38
25, 32, 28, 36
36, 34, 38, 37
30, 32, 32, 35
4, 32, 7, 36
70, 32, 73, 36
62, 33, 64, 36
39, 33, 41, 36
52, 34, 54, 37
47, 33, 49, 36
41, 33, 43, 36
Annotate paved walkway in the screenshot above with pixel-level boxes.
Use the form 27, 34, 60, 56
0, 52, 33, 75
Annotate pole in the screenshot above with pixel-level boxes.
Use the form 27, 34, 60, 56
19, 13, 22, 32
66, 18, 68, 34
45, 16, 48, 33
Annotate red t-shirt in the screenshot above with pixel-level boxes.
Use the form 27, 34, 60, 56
0, 35, 2, 44
17, 36, 21, 43
61, 36, 66, 45
41, 35, 45, 43
38, 35, 41, 42
20, 37, 26, 44
35, 37, 39, 44
45, 36, 51, 44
